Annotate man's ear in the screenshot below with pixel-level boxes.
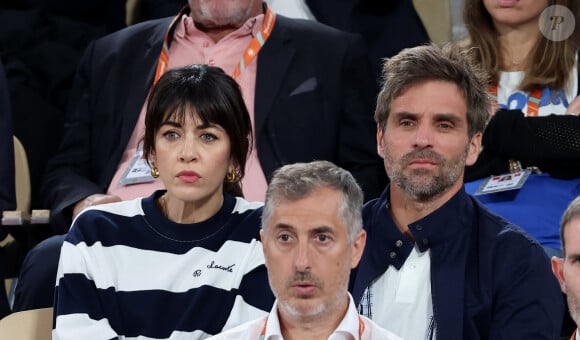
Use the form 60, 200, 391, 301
350, 230, 367, 269
551, 256, 567, 294
260, 229, 265, 243
376, 124, 386, 159
465, 132, 482, 167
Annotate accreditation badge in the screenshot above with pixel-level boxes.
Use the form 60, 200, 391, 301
474, 169, 531, 195
119, 147, 156, 185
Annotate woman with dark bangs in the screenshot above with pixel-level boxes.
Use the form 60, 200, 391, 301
53, 65, 274, 339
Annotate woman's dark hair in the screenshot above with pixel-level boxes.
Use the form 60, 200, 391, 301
143, 64, 252, 197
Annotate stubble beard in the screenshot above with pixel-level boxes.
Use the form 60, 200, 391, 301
385, 146, 468, 201
275, 269, 349, 321
568, 293, 580, 329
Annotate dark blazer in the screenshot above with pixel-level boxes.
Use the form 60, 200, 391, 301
306, 0, 429, 84
41, 13, 386, 233
0, 9, 116, 210
0, 60, 15, 319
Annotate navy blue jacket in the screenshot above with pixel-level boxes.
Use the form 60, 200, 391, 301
351, 185, 564, 339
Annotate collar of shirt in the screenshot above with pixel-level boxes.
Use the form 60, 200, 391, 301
175, 11, 265, 44
264, 300, 284, 340
366, 185, 473, 270
330, 293, 360, 340
265, 294, 359, 340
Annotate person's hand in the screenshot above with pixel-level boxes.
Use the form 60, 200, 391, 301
72, 194, 122, 220
566, 95, 580, 116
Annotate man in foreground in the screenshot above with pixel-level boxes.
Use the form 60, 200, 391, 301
210, 160, 399, 339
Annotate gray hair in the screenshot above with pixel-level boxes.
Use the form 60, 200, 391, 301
375, 43, 490, 138
561, 196, 580, 255
261, 161, 363, 242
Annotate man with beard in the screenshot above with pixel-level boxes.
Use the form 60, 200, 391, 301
14, 0, 385, 312
552, 196, 580, 339
209, 161, 400, 339
350, 43, 564, 339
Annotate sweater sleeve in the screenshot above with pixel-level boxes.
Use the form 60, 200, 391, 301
53, 217, 119, 340
466, 109, 580, 180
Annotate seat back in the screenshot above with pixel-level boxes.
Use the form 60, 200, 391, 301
0, 307, 53, 340
413, 0, 452, 43
13, 136, 31, 213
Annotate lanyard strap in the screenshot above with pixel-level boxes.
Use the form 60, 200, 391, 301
488, 84, 542, 117
153, 5, 276, 85
153, 5, 189, 85
258, 315, 366, 339
232, 6, 276, 79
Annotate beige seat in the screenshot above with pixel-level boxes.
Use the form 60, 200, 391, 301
13, 136, 31, 214
3, 136, 52, 299
3, 136, 32, 300
0, 307, 53, 340
126, 0, 140, 25
413, 0, 452, 43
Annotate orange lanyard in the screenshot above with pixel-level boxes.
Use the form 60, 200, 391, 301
488, 84, 542, 117
258, 315, 366, 339
153, 5, 276, 85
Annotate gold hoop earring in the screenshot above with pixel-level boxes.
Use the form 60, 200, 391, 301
226, 169, 240, 183
151, 166, 160, 178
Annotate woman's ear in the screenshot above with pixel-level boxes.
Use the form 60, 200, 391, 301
228, 157, 238, 174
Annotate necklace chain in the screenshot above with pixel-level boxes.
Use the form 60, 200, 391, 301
142, 194, 229, 243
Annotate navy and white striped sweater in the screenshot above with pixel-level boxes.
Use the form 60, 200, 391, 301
53, 191, 274, 340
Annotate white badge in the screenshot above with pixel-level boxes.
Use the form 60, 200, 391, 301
474, 169, 531, 195
119, 148, 156, 185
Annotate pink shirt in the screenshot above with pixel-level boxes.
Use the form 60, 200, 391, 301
108, 12, 268, 201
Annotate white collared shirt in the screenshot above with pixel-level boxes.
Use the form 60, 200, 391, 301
360, 246, 435, 339
208, 293, 401, 340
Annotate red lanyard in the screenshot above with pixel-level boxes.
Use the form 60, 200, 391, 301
153, 5, 277, 85
258, 315, 366, 339
488, 84, 542, 117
